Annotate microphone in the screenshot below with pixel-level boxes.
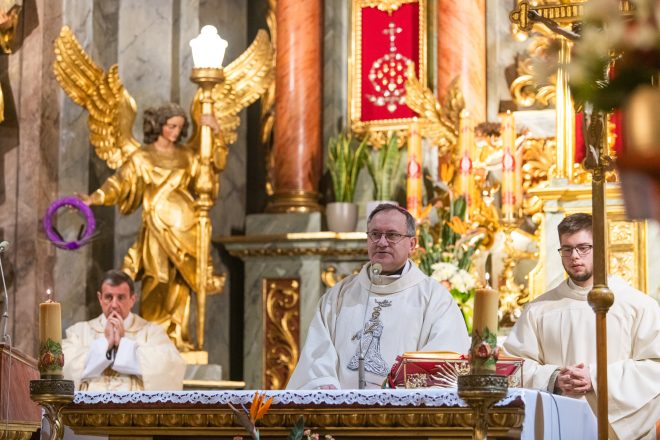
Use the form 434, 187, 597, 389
0, 241, 9, 340
358, 262, 382, 389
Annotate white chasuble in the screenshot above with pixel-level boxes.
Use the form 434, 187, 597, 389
503, 276, 660, 440
62, 313, 186, 391
286, 261, 470, 390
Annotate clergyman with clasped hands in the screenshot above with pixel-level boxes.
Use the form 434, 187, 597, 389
287, 204, 470, 389
62, 270, 185, 391
503, 213, 660, 439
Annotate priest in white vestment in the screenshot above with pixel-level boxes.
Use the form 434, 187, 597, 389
504, 213, 660, 440
62, 270, 185, 391
287, 204, 470, 390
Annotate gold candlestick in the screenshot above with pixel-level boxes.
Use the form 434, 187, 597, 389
32, 290, 74, 440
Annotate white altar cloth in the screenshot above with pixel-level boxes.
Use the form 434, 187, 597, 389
521, 389, 597, 440
72, 387, 523, 406
66, 388, 597, 439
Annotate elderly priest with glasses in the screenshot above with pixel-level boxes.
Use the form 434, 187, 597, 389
287, 204, 470, 390
504, 213, 660, 440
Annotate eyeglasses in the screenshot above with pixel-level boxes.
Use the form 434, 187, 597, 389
367, 231, 413, 244
100, 294, 130, 304
557, 244, 593, 257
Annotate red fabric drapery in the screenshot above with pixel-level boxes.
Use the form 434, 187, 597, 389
360, 3, 421, 122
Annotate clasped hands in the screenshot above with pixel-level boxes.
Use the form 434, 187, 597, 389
104, 310, 125, 351
555, 362, 593, 396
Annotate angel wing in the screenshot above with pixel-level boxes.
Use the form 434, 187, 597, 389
404, 66, 465, 157
211, 29, 275, 146
53, 26, 139, 169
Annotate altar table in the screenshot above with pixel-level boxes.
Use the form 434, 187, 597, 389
59, 388, 596, 439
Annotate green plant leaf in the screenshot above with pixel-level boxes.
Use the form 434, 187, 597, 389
327, 132, 369, 202
367, 134, 402, 200
286, 416, 306, 440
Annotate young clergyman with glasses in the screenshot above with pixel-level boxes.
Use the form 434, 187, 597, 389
504, 213, 660, 440
286, 204, 470, 390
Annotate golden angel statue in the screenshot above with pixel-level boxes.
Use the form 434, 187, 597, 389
53, 26, 274, 351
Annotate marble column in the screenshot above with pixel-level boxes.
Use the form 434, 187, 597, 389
437, 0, 486, 123
267, 0, 323, 213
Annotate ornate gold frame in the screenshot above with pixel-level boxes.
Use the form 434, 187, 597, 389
349, 0, 427, 140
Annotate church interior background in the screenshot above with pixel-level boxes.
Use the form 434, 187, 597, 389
0, 0, 658, 394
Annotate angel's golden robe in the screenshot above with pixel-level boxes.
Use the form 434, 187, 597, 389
90, 144, 222, 348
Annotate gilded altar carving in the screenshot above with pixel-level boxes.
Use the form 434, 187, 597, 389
404, 68, 463, 158
62, 405, 524, 437
358, 0, 416, 13
262, 0, 277, 195
321, 265, 362, 288
509, 30, 556, 109
263, 278, 300, 390
608, 218, 646, 292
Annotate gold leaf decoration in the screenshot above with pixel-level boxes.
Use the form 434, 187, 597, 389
211, 29, 275, 147
404, 66, 464, 157
263, 278, 300, 390
53, 26, 140, 170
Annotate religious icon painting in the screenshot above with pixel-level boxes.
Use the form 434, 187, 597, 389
349, 0, 427, 141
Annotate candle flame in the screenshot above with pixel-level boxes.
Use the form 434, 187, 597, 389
46, 288, 52, 302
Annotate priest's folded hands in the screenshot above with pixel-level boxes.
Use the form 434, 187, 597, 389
555, 363, 592, 396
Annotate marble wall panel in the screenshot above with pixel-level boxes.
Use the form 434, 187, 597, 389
52, 1, 123, 330
322, 0, 349, 157
54, 1, 95, 331
242, 256, 323, 389
175, 0, 199, 113
0, 7, 22, 352
241, 212, 326, 388
3, 0, 64, 355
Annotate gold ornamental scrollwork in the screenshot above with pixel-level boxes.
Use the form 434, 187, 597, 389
607, 218, 647, 292
509, 36, 556, 109
263, 278, 300, 390
262, 0, 276, 196
321, 265, 362, 288
358, 0, 416, 14
404, 67, 464, 158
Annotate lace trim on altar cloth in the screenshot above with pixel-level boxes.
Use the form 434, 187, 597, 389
74, 388, 525, 407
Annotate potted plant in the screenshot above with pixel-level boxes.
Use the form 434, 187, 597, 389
365, 133, 403, 216
326, 132, 369, 232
